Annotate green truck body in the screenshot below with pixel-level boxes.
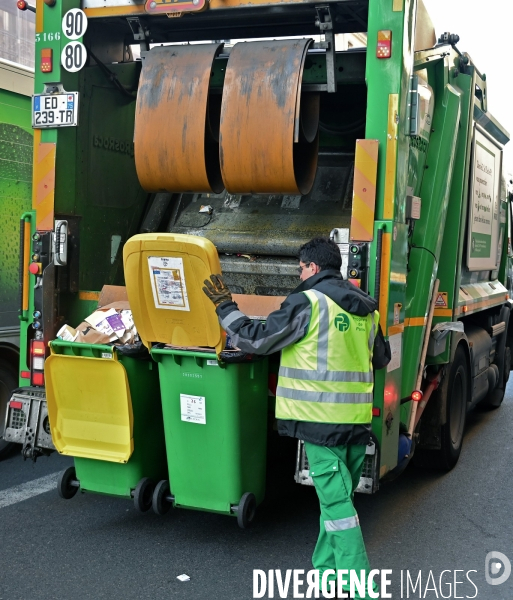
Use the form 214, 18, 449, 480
4, 0, 512, 491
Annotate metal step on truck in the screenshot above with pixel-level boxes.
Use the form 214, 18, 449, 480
3, 0, 513, 497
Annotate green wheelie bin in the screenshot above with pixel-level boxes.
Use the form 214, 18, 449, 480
151, 347, 268, 527
45, 340, 167, 512
123, 233, 270, 527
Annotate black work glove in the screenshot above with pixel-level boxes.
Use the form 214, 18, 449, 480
203, 274, 232, 307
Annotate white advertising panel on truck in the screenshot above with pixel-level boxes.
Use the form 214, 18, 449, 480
467, 125, 503, 271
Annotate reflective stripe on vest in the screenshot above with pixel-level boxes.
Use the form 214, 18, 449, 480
275, 289, 378, 425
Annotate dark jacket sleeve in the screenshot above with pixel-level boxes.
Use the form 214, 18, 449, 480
372, 324, 391, 370
215, 294, 311, 355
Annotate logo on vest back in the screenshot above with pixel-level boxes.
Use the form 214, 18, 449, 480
334, 313, 350, 332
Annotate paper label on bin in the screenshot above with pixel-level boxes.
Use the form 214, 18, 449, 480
207, 360, 218, 366
180, 394, 206, 424
148, 256, 190, 311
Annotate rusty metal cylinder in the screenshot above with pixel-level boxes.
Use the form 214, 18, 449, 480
134, 44, 224, 193
219, 39, 319, 195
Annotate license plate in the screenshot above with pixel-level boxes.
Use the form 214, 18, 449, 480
32, 92, 79, 128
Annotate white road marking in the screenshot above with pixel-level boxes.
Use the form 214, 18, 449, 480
0, 472, 60, 509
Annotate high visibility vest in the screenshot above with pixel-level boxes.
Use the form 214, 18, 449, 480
275, 289, 379, 425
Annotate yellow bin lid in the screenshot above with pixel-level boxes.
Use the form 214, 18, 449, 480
45, 350, 134, 463
123, 233, 225, 354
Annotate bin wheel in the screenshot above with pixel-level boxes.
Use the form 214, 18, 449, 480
57, 466, 79, 500
152, 480, 172, 516
133, 477, 155, 513
237, 492, 256, 529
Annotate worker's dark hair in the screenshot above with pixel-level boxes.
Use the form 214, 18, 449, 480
299, 237, 342, 271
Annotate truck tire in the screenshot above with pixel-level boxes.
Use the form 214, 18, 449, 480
413, 346, 468, 471
436, 346, 468, 470
0, 359, 17, 459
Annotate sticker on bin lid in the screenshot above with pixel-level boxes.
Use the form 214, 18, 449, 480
207, 360, 218, 366
180, 394, 206, 424
101, 352, 113, 359
148, 256, 190, 312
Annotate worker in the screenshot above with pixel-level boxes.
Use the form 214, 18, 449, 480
203, 237, 390, 599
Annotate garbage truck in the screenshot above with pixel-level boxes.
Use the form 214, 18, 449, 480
4, 0, 512, 499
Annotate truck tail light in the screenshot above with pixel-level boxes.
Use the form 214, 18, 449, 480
411, 390, 423, 402
40, 48, 53, 73
32, 356, 45, 370
30, 340, 46, 387
32, 341, 45, 355
16, 0, 35, 12
32, 372, 45, 386
377, 30, 392, 59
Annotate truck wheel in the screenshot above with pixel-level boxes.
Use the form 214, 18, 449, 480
237, 492, 256, 529
133, 477, 155, 513
413, 347, 468, 471
0, 359, 17, 459
57, 466, 79, 499
438, 347, 468, 470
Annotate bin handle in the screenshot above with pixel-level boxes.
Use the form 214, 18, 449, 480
151, 347, 217, 360
49, 340, 118, 359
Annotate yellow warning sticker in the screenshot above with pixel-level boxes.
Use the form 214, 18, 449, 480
434, 292, 448, 308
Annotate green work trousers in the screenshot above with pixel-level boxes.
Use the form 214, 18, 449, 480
304, 442, 377, 599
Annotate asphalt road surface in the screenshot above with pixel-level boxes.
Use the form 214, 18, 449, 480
1, 384, 512, 600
